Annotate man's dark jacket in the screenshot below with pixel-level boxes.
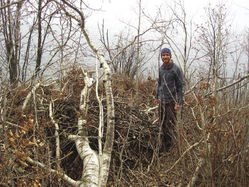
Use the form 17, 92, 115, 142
156, 61, 184, 104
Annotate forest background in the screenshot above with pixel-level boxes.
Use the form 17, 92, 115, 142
0, 0, 248, 186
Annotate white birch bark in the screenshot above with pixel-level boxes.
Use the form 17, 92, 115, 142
22, 82, 41, 111
74, 55, 115, 187
69, 74, 100, 187
95, 59, 104, 186
49, 101, 61, 170
97, 54, 115, 186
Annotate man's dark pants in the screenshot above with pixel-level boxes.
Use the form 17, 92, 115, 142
159, 101, 177, 152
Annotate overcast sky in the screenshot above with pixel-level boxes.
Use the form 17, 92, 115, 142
87, 0, 249, 35
84, 0, 249, 75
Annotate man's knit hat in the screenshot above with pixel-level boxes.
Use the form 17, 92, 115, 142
161, 48, 171, 56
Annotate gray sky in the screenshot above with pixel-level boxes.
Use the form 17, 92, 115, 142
84, 0, 249, 76
87, 0, 249, 35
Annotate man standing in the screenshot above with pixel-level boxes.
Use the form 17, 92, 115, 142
155, 48, 184, 152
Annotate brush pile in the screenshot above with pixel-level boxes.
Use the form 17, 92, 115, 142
0, 67, 248, 186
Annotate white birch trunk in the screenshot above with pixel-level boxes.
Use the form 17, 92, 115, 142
95, 54, 115, 186
72, 57, 115, 186
71, 75, 100, 187
69, 134, 99, 187
49, 101, 61, 170
72, 54, 114, 186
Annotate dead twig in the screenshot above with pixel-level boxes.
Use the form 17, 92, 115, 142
166, 139, 203, 173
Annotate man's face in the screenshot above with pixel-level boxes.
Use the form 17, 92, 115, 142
161, 52, 171, 64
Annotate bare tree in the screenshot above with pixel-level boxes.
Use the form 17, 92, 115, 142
99, 25, 151, 79
196, 4, 230, 93
98, 0, 155, 79
247, 31, 249, 74
21, 0, 115, 186
0, 0, 24, 86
